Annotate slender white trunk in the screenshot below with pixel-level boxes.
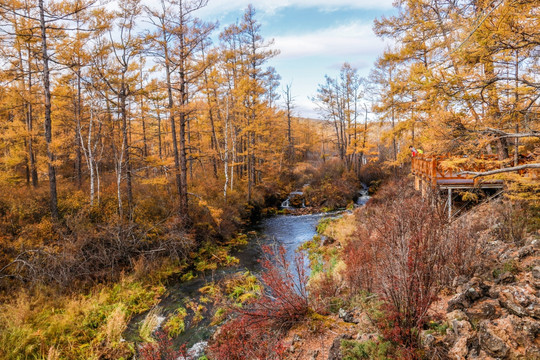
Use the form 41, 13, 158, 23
223, 101, 229, 200
116, 140, 124, 217
230, 125, 236, 191
88, 110, 94, 206
96, 157, 101, 205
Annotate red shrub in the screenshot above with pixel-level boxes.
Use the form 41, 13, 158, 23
208, 315, 286, 360
343, 180, 480, 352
241, 245, 309, 327
138, 330, 186, 360
208, 245, 309, 359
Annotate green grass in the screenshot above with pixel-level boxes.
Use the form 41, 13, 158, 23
341, 339, 392, 360
164, 307, 187, 337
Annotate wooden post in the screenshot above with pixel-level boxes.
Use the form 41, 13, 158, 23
448, 188, 452, 221
431, 158, 437, 187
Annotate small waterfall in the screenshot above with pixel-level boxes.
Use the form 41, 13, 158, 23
281, 198, 291, 208
281, 191, 304, 209
356, 183, 370, 206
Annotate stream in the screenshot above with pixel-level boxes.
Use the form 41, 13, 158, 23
124, 213, 329, 355
125, 188, 369, 356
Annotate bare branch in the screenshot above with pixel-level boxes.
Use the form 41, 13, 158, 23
482, 128, 540, 139
458, 163, 540, 178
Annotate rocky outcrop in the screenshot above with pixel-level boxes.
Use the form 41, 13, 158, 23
478, 321, 509, 358
425, 234, 540, 359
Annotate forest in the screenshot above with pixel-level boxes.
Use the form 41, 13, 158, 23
0, 0, 538, 359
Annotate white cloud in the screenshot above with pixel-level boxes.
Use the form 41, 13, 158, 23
266, 22, 393, 118
272, 22, 386, 60
198, 0, 394, 17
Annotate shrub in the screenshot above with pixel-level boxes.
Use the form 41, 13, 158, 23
343, 180, 481, 352
207, 314, 286, 360
341, 339, 392, 360
0, 211, 195, 288
240, 245, 310, 328
208, 245, 309, 359
138, 330, 186, 360
494, 200, 529, 244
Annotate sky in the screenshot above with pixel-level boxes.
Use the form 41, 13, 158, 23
197, 0, 396, 118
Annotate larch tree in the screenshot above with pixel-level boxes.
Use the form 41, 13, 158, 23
315, 63, 367, 170
91, 0, 143, 217
0, 0, 92, 218
147, 0, 215, 218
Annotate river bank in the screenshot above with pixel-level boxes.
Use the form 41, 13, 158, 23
271, 180, 540, 360
126, 179, 372, 357
127, 211, 348, 357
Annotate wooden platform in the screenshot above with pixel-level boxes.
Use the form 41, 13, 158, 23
411, 154, 540, 219
411, 155, 504, 192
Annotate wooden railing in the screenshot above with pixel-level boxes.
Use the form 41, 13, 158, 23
411, 154, 503, 188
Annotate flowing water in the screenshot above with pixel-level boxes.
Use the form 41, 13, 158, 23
124, 212, 330, 354
125, 188, 369, 356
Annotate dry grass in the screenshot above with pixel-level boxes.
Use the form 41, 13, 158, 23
323, 213, 358, 247
106, 305, 127, 345
46, 346, 60, 360
0, 274, 165, 359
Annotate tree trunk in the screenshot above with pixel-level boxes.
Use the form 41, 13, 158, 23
39, 0, 58, 219
75, 64, 83, 187
178, 49, 189, 216
157, 104, 162, 159
120, 83, 133, 213
285, 84, 294, 164
163, 40, 182, 211
23, 46, 38, 187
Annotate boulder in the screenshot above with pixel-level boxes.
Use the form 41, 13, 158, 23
338, 308, 358, 324
453, 275, 469, 290
447, 319, 474, 358
178, 341, 207, 360
187, 342, 207, 360
448, 292, 471, 311
509, 315, 540, 347
516, 245, 534, 260
526, 346, 540, 359
478, 321, 509, 358
447, 310, 468, 322
465, 277, 490, 296
466, 299, 499, 321
498, 290, 529, 318
498, 287, 540, 319
421, 332, 435, 347
449, 336, 469, 358
496, 272, 516, 285
448, 278, 491, 312
532, 266, 540, 280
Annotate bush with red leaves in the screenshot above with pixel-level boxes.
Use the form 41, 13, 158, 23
138, 330, 186, 360
208, 314, 287, 360
208, 245, 309, 360
343, 180, 481, 353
